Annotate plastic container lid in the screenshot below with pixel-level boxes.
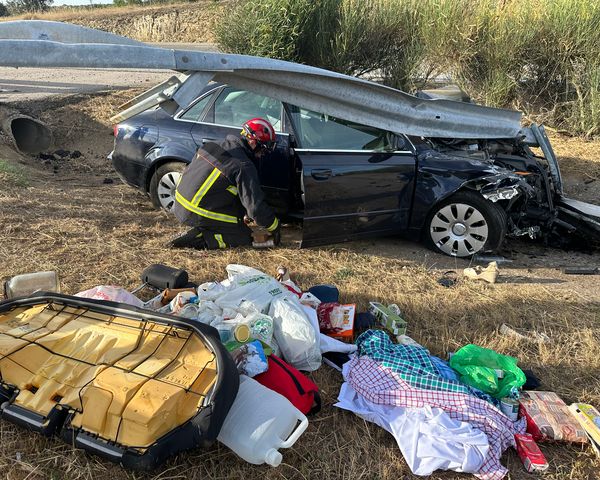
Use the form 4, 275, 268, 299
265, 448, 283, 467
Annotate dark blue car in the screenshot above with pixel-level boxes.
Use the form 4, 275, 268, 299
110, 82, 565, 257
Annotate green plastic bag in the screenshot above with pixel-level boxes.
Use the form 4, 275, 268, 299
449, 344, 526, 398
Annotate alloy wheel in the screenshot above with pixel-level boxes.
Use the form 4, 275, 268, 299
156, 171, 181, 211
430, 202, 489, 257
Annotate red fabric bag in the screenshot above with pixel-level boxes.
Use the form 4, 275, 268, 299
254, 355, 321, 415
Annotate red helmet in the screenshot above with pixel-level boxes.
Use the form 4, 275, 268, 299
241, 117, 277, 152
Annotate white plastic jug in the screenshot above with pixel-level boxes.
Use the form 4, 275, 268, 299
4, 271, 60, 299
218, 375, 309, 467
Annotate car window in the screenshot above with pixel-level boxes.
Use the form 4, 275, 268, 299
289, 106, 400, 151
179, 92, 215, 122
213, 87, 282, 132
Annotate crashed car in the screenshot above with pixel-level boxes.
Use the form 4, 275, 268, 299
1, 20, 598, 257
110, 83, 600, 257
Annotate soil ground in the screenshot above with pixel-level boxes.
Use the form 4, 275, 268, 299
0, 89, 599, 480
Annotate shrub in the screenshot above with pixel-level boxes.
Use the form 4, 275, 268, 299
216, 0, 600, 136
5, 0, 52, 14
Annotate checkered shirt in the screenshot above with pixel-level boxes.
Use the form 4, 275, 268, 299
346, 355, 526, 480
356, 329, 470, 394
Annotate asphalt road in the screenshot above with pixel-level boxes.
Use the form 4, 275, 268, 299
0, 42, 218, 103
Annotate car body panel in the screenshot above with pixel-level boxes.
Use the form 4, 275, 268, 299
300, 150, 417, 246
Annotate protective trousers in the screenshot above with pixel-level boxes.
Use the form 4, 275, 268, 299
171, 223, 253, 250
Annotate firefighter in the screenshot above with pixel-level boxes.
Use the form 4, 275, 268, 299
170, 117, 280, 249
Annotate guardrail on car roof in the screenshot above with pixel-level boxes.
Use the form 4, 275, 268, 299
0, 20, 530, 141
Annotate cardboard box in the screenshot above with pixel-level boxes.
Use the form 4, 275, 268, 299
368, 302, 407, 335
569, 403, 600, 456
519, 391, 588, 443
514, 433, 549, 472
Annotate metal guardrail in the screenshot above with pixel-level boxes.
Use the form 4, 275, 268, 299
0, 20, 529, 140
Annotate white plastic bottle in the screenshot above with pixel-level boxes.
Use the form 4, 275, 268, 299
4, 271, 60, 299
217, 375, 309, 466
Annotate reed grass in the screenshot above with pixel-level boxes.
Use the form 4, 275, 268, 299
217, 0, 600, 137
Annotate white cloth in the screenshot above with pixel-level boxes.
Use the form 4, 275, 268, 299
335, 379, 489, 476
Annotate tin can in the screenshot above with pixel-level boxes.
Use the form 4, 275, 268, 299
500, 397, 519, 421
216, 323, 250, 343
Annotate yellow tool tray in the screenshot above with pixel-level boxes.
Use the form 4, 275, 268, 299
0, 293, 238, 470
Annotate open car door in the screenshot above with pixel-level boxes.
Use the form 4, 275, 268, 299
189, 86, 294, 215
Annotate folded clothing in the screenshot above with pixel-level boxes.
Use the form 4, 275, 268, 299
346, 355, 525, 480
336, 381, 489, 475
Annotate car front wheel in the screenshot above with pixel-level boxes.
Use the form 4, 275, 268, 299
149, 161, 186, 211
424, 191, 507, 257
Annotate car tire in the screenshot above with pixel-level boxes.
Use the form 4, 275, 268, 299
149, 161, 187, 212
423, 190, 507, 257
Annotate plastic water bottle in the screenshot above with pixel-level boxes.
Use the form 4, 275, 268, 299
3, 271, 60, 299
217, 375, 308, 466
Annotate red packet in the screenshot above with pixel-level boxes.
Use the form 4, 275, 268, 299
515, 433, 549, 472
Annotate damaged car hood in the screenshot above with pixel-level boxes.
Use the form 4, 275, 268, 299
0, 20, 528, 140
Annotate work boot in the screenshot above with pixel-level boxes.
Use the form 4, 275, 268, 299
169, 227, 207, 249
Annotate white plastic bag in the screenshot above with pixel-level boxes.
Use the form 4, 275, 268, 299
75, 286, 144, 308
216, 273, 286, 315
269, 296, 321, 371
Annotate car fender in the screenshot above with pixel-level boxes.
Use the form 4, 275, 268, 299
143, 142, 196, 191
409, 149, 531, 232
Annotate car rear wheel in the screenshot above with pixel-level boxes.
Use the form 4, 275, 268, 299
424, 191, 507, 257
149, 162, 186, 211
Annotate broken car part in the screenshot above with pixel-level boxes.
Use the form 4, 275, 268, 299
562, 267, 599, 275
0, 293, 238, 470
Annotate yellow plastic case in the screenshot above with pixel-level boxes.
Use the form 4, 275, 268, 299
0, 292, 239, 470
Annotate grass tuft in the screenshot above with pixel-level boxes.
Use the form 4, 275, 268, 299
0, 159, 28, 187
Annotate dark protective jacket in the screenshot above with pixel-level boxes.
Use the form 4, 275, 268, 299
173, 135, 279, 233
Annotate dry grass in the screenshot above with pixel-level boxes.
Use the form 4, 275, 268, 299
0, 91, 599, 479
0, 1, 229, 44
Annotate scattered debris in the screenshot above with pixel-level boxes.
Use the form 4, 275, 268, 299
499, 324, 551, 344
463, 261, 499, 284
438, 270, 458, 288
562, 266, 599, 275
473, 254, 513, 264
53, 149, 70, 158
2, 262, 599, 477
103, 177, 114, 184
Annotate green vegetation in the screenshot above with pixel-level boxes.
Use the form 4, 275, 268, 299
217, 0, 600, 137
4, 0, 53, 14
0, 159, 28, 187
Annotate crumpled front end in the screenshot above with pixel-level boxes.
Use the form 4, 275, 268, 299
424, 125, 600, 250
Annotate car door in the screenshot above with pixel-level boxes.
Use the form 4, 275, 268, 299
187, 86, 293, 213
286, 105, 417, 246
